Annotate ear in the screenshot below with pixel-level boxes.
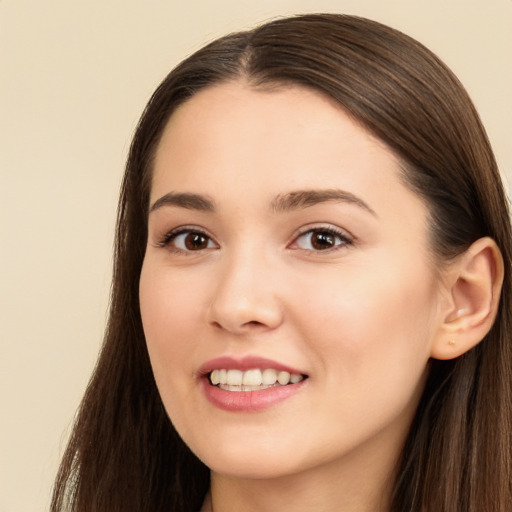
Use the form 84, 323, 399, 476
431, 237, 504, 360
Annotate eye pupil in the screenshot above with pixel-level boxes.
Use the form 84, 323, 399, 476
185, 232, 208, 250
311, 232, 335, 250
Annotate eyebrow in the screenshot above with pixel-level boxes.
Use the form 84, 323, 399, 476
270, 189, 377, 216
149, 192, 216, 213
149, 188, 376, 216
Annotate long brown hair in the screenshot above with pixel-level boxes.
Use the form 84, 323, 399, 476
52, 14, 512, 512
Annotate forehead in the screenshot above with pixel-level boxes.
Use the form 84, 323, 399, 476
151, 81, 427, 229
154, 82, 395, 189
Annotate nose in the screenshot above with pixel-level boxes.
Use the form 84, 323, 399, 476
206, 250, 284, 334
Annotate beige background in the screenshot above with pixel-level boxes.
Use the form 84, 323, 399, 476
1, 1, 510, 510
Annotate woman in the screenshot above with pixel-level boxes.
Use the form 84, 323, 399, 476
51, 14, 512, 512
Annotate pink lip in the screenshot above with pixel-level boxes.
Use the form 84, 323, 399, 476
199, 356, 304, 376
201, 378, 306, 412
199, 356, 308, 412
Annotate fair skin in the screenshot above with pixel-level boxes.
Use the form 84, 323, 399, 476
139, 82, 501, 512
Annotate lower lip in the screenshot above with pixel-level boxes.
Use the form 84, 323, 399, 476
202, 378, 306, 412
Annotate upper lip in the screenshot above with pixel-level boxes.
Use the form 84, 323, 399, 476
199, 356, 306, 376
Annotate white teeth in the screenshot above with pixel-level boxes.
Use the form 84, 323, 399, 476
210, 369, 220, 385
209, 368, 304, 389
242, 369, 262, 386
277, 371, 291, 385
226, 369, 243, 386
290, 373, 302, 384
262, 368, 278, 385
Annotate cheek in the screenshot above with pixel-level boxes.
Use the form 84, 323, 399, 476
296, 257, 438, 382
139, 264, 205, 388
140, 261, 204, 334
306, 269, 435, 430
139, 264, 213, 440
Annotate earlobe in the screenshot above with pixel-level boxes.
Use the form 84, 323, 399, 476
431, 237, 504, 360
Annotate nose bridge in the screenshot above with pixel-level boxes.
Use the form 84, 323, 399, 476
207, 243, 283, 333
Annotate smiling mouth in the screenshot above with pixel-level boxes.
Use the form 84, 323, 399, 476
208, 368, 306, 392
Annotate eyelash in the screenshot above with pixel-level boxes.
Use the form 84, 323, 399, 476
156, 224, 353, 254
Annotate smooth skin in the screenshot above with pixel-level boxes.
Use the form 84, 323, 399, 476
139, 82, 502, 512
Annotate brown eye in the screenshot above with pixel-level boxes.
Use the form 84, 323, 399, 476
293, 228, 351, 251
169, 230, 217, 252
310, 231, 335, 250
184, 232, 209, 250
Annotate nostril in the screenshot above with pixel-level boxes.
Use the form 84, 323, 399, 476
210, 319, 267, 332
207, 295, 283, 333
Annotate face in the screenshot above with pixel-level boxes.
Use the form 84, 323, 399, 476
139, 82, 444, 482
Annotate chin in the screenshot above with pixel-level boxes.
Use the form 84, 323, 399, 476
184, 435, 299, 480
206, 456, 298, 480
